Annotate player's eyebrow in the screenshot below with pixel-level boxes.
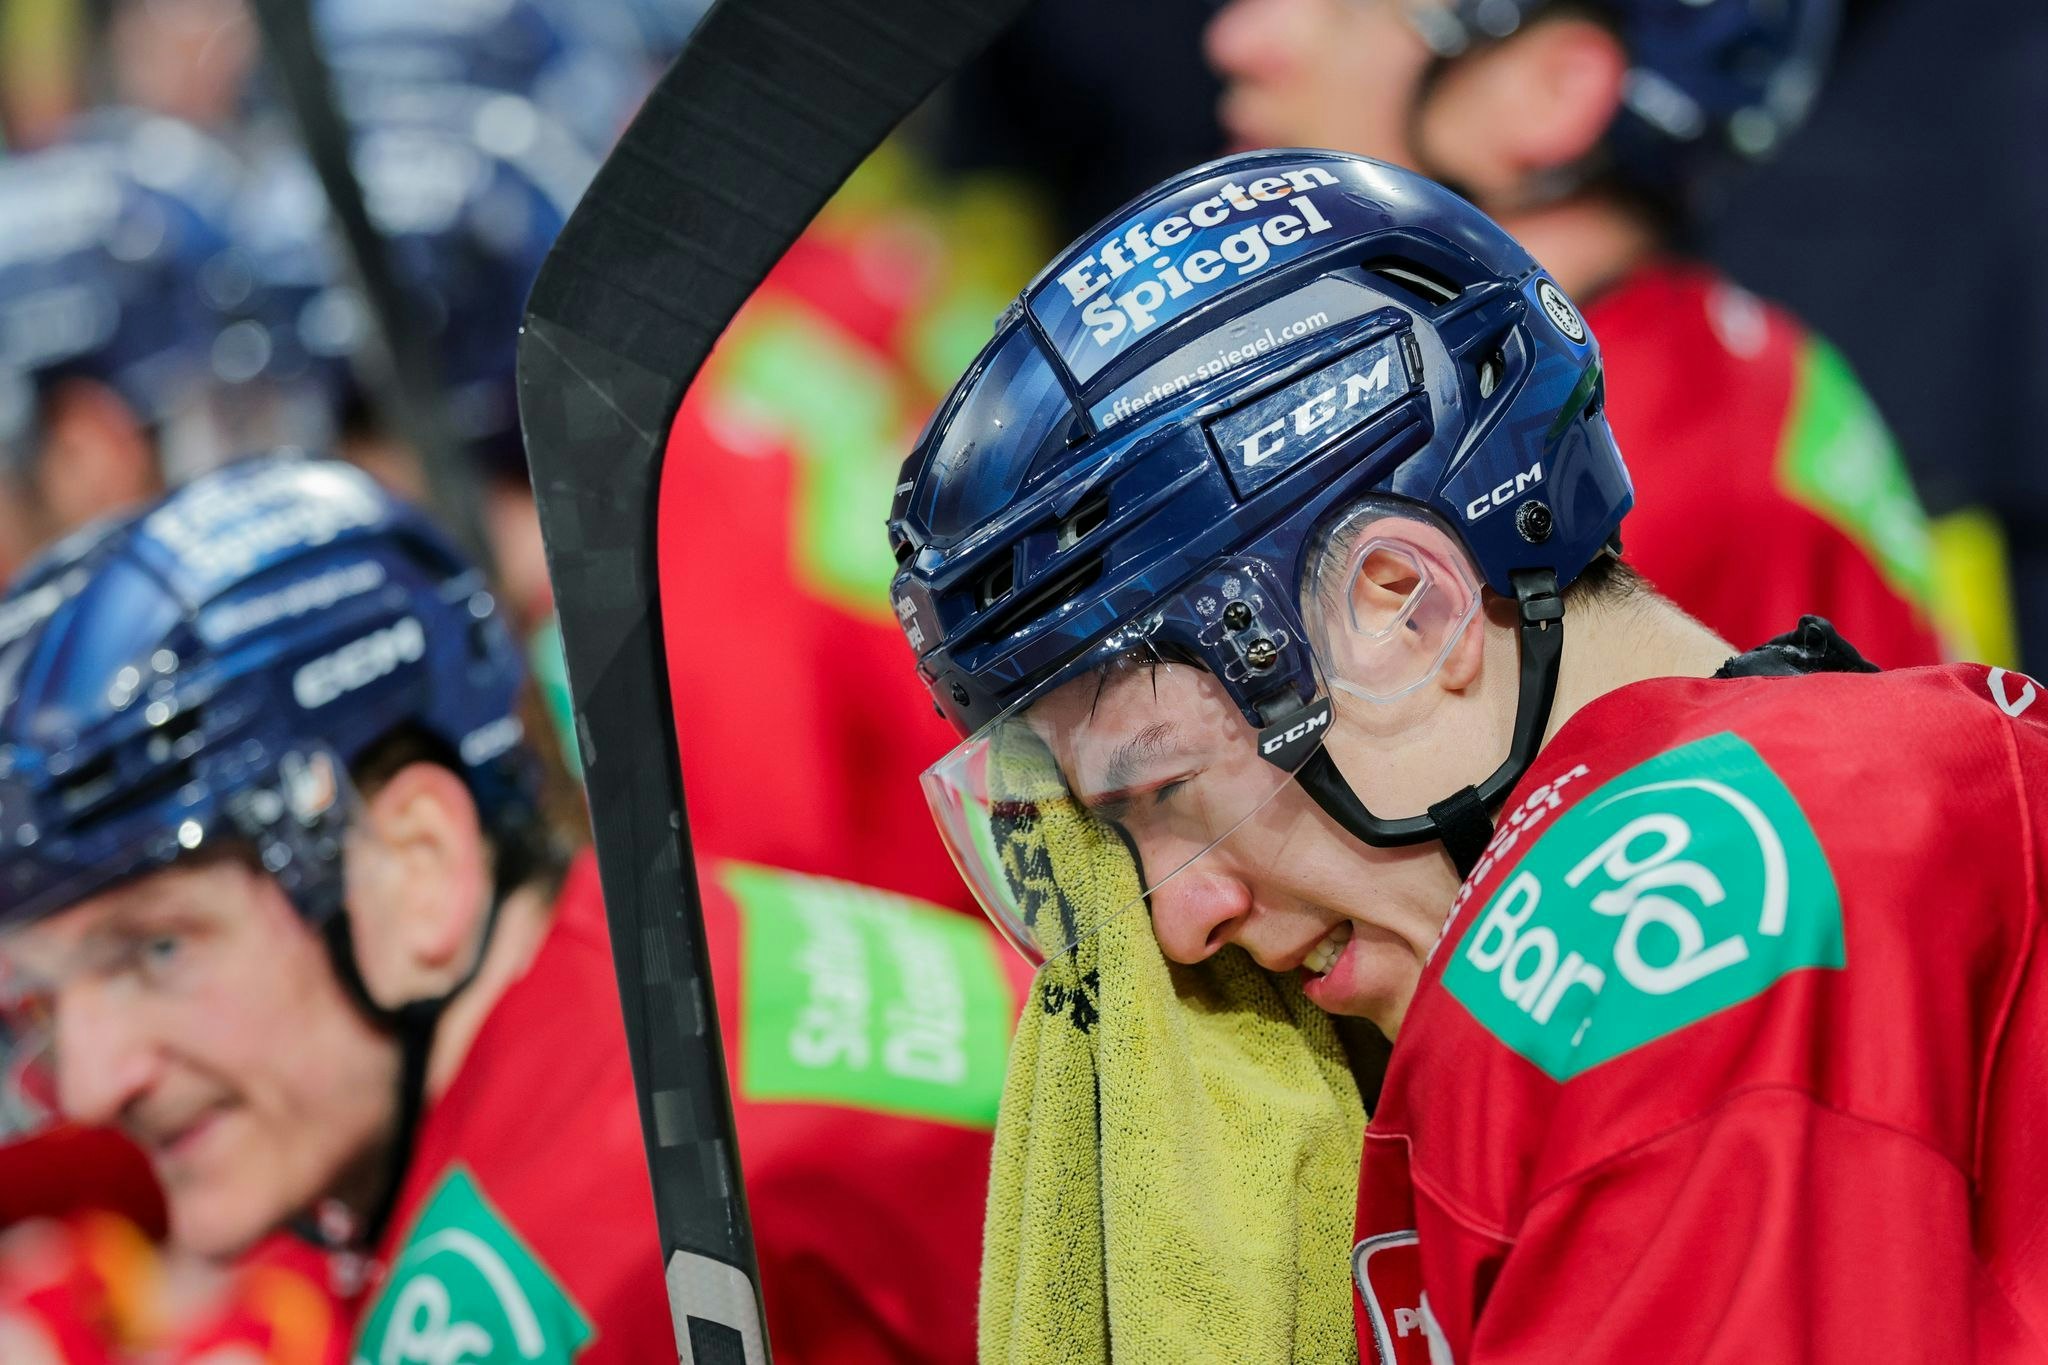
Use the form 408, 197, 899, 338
1085, 722, 1180, 812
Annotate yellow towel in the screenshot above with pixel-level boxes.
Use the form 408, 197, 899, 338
979, 726, 1366, 1364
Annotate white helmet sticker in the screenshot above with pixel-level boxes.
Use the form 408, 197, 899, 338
1536, 279, 1586, 344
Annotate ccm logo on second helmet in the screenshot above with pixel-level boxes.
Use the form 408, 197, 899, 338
293, 617, 426, 709
1465, 463, 1544, 521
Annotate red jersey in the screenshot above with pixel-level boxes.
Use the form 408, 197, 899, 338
0, 1127, 163, 1237
0, 1214, 350, 1365
656, 232, 971, 911
354, 853, 1029, 1364
1589, 262, 1945, 667
654, 160, 1049, 912
1352, 657, 2048, 1361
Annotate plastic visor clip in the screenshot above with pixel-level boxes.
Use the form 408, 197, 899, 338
1517, 570, 1563, 625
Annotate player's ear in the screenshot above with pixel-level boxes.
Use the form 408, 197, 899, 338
1418, 16, 1628, 195
1488, 16, 1629, 176
345, 761, 493, 1005
1310, 510, 1484, 702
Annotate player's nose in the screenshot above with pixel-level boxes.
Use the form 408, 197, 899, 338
1149, 864, 1254, 965
54, 983, 161, 1128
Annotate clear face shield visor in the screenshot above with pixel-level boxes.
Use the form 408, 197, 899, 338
922, 527, 1482, 968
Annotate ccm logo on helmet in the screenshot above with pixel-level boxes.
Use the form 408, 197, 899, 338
1241, 353, 1396, 470
1465, 464, 1544, 521
1259, 706, 1329, 757
293, 617, 426, 709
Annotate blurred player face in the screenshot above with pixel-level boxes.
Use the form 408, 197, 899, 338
1206, 0, 1627, 214
109, 0, 257, 131
31, 379, 164, 542
0, 854, 399, 1259
1204, 0, 1434, 163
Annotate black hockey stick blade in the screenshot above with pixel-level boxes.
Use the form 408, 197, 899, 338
515, 0, 1031, 1360
243, 0, 495, 576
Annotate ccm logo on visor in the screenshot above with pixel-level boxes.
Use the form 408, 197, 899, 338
1208, 336, 1410, 497
1258, 699, 1331, 767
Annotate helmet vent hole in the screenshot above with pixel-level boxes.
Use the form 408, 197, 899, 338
1475, 350, 1506, 399
968, 556, 1105, 646
1057, 493, 1111, 552
54, 756, 118, 816
1362, 259, 1462, 306
979, 558, 1016, 609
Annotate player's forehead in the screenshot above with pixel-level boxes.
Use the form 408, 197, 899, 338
1026, 659, 1245, 781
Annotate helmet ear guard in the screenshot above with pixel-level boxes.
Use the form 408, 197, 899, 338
1292, 566, 1562, 878
1304, 499, 1484, 707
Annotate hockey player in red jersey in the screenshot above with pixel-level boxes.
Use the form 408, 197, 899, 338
890, 150, 2046, 1360
0, 457, 1027, 1363
1204, 0, 1949, 666
367, 849, 1028, 1365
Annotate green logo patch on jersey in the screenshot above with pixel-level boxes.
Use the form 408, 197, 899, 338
725, 862, 1015, 1126
1442, 732, 1844, 1082
354, 1166, 592, 1365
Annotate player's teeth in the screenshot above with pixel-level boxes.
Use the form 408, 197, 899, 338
1303, 921, 1354, 975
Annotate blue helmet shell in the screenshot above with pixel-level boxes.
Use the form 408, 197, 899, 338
1410, 0, 1840, 192
888, 150, 1632, 738
311, 0, 650, 154
0, 113, 252, 472
0, 455, 537, 931
239, 88, 595, 479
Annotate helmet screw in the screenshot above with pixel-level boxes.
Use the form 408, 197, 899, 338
950, 682, 971, 707
1223, 600, 1253, 632
1516, 501, 1554, 544
1244, 638, 1279, 670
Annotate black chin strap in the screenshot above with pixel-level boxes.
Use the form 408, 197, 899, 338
1425, 786, 1496, 882
1294, 568, 1565, 881
312, 892, 506, 1249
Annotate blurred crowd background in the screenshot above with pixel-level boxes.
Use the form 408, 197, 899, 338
0, 0, 2040, 1358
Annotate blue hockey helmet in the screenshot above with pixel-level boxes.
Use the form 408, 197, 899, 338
311, 0, 650, 154
888, 150, 1631, 961
247, 88, 594, 480
1407, 0, 1840, 193
0, 454, 537, 933
0, 112, 302, 482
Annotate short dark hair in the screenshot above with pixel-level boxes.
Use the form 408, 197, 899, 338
1563, 552, 1646, 607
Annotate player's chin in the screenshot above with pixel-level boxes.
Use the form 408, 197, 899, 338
159, 1132, 287, 1259
1300, 926, 1417, 1026
163, 1180, 281, 1262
